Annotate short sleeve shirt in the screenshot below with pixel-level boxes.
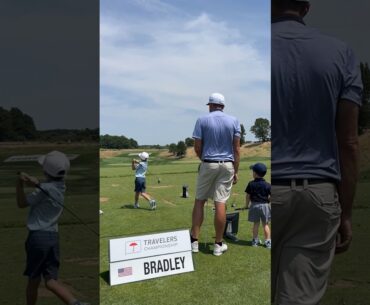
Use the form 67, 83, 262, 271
26, 181, 65, 232
192, 110, 241, 161
271, 18, 363, 180
135, 161, 148, 178
245, 178, 271, 203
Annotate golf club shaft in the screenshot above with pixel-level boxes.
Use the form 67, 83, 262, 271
18, 172, 99, 236
35, 185, 99, 236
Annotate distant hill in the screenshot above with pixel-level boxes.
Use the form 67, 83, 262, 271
159, 141, 271, 160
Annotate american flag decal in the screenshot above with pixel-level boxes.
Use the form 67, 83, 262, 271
118, 267, 132, 277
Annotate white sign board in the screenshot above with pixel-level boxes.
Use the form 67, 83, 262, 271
110, 252, 194, 286
4, 154, 79, 163
109, 229, 194, 285
109, 230, 191, 262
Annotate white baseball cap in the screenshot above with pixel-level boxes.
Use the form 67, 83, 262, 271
38, 151, 70, 178
138, 152, 149, 160
207, 93, 225, 106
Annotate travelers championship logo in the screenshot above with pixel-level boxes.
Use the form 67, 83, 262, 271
125, 241, 141, 254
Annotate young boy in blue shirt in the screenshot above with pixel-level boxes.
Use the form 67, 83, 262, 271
245, 162, 271, 248
132, 152, 156, 210
17, 151, 89, 305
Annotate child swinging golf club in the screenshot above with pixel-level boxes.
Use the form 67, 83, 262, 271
16, 151, 89, 305
132, 152, 156, 210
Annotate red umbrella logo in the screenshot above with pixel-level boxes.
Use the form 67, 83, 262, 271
129, 242, 138, 252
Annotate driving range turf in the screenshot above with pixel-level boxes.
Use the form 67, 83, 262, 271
0, 144, 99, 305
100, 149, 271, 305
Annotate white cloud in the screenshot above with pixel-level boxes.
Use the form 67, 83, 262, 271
128, 0, 177, 13
100, 12, 270, 144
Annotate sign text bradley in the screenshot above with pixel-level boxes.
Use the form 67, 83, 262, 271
144, 256, 185, 274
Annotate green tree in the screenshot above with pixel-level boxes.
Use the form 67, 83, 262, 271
100, 134, 139, 149
176, 141, 187, 157
169, 143, 177, 155
0, 107, 36, 141
0, 107, 13, 141
250, 118, 271, 142
185, 137, 194, 147
359, 62, 370, 134
240, 124, 246, 145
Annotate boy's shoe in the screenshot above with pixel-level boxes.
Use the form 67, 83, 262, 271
150, 200, 156, 210
251, 238, 259, 247
265, 239, 271, 249
191, 241, 199, 253
134, 203, 140, 209
213, 242, 228, 256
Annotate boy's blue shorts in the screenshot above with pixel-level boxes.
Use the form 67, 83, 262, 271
24, 230, 60, 280
134, 177, 146, 193
248, 202, 271, 223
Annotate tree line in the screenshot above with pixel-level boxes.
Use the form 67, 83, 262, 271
166, 118, 271, 157
100, 134, 139, 149
359, 62, 370, 134
0, 107, 98, 142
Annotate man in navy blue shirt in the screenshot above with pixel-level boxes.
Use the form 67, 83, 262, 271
245, 163, 271, 248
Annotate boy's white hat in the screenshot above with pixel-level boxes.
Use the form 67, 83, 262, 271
138, 152, 149, 160
38, 151, 70, 178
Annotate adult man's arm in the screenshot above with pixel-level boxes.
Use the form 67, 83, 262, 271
335, 99, 360, 254
233, 137, 240, 184
194, 138, 202, 160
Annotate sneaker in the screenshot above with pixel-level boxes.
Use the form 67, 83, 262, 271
191, 241, 199, 253
251, 238, 259, 247
213, 242, 228, 256
134, 203, 140, 209
265, 239, 271, 249
150, 200, 156, 210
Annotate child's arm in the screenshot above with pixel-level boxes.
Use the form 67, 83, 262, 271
245, 182, 251, 208
16, 173, 39, 208
132, 159, 139, 170
245, 194, 251, 208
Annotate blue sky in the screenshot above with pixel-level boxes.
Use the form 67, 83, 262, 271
100, 0, 270, 145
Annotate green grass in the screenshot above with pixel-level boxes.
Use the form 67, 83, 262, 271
0, 144, 99, 305
100, 151, 271, 305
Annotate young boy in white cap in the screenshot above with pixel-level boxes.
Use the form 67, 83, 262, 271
245, 162, 271, 248
16, 151, 89, 305
132, 152, 156, 210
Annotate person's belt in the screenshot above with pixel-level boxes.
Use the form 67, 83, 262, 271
203, 160, 233, 163
271, 178, 337, 186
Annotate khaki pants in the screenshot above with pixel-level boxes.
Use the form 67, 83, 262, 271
195, 161, 234, 202
272, 181, 341, 305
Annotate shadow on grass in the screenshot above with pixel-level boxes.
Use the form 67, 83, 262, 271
100, 271, 110, 285
120, 204, 153, 211
198, 242, 213, 254
224, 238, 249, 246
